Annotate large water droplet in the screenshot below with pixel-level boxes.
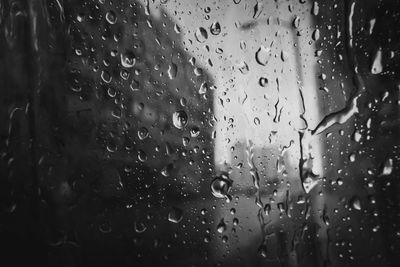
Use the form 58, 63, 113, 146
255, 46, 271, 66
167, 62, 178, 79
172, 110, 188, 129
138, 127, 149, 140
120, 51, 136, 68
168, 207, 183, 223
237, 61, 249, 74
216, 219, 226, 233
371, 48, 383, 74
210, 173, 232, 200
350, 196, 361, 210
105, 11, 117, 24
380, 158, 393, 176
195, 27, 208, 43
210, 22, 221, 35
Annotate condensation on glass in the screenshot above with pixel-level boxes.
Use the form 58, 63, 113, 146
0, 0, 399, 266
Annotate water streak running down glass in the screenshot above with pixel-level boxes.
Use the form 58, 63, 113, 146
0, 0, 399, 266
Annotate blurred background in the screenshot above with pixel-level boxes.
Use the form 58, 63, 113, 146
0, 0, 399, 266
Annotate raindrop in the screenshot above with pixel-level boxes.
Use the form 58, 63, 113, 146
259, 77, 268, 87
168, 207, 183, 223
134, 221, 147, 233
237, 61, 249, 74
371, 48, 383, 74
199, 82, 208, 94
138, 127, 149, 140
190, 126, 200, 137
293, 16, 300, 28
105, 11, 117, 24
253, 1, 263, 19
101, 70, 112, 83
254, 117, 260, 125
120, 51, 136, 68
216, 219, 226, 233
168, 62, 178, 79
210, 22, 221, 35
312, 1, 319, 16
210, 173, 233, 200
138, 150, 147, 162
350, 196, 361, 210
195, 27, 208, 43
255, 46, 271, 66
174, 24, 181, 34
172, 110, 188, 129
312, 28, 320, 41
380, 158, 393, 176
161, 163, 174, 177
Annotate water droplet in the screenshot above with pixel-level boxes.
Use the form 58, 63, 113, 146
293, 16, 300, 28
302, 175, 319, 194
210, 21, 221, 35
349, 153, 356, 162
312, 1, 319, 16
199, 82, 208, 94
105, 11, 117, 24
120, 51, 136, 68
168, 207, 183, 223
216, 219, 226, 233
174, 24, 181, 33
371, 48, 383, 74
237, 61, 249, 74
138, 127, 149, 140
255, 46, 271, 66
161, 163, 174, 177
312, 29, 320, 41
254, 117, 260, 125
210, 173, 232, 200
350, 196, 361, 210
380, 158, 393, 176
167, 62, 178, 79
253, 1, 263, 19
259, 77, 268, 87
138, 150, 147, 162
195, 27, 208, 43
134, 221, 147, 233
172, 110, 188, 129
190, 126, 200, 137
101, 70, 112, 83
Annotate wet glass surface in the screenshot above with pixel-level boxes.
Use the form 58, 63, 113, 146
0, 0, 399, 266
